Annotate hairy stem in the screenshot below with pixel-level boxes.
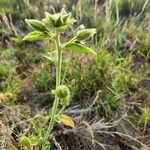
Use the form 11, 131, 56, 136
42, 31, 62, 148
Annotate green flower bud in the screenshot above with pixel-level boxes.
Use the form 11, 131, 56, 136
75, 28, 96, 41
42, 13, 60, 28
55, 85, 70, 99
54, 15, 63, 27
42, 10, 76, 31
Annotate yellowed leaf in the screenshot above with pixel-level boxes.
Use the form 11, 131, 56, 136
59, 114, 75, 128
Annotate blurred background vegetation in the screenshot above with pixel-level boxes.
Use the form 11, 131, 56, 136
0, 0, 150, 149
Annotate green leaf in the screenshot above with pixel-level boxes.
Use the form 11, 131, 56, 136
65, 18, 76, 26
75, 28, 96, 41
64, 42, 96, 54
62, 13, 71, 22
22, 31, 50, 41
25, 19, 47, 32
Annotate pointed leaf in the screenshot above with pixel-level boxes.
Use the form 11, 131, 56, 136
25, 19, 47, 32
62, 13, 71, 22
64, 42, 96, 54
59, 114, 75, 128
42, 13, 60, 28
65, 18, 76, 26
22, 31, 50, 41
61, 8, 67, 15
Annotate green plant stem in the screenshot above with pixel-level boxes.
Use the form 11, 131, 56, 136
56, 32, 62, 87
42, 31, 62, 148
57, 106, 65, 116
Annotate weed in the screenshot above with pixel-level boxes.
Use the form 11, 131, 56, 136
139, 107, 150, 126
22, 8, 96, 149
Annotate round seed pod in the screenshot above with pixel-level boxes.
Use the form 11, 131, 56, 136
55, 85, 70, 99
